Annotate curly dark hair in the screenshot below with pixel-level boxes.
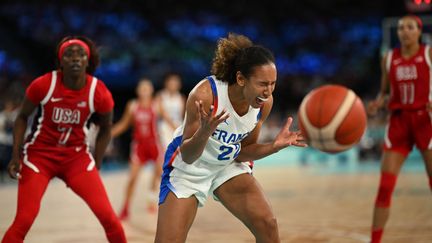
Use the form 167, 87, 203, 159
55, 36, 100, 74
211, 33, 275, 85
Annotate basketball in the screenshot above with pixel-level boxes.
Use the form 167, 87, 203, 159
298, 85, 367, 153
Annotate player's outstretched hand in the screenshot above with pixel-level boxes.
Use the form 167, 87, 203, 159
273, 117, 307, 150
367, 97, 385, 116
7, 157, 22, 180
367, 100, 380, 116
195, 100, 229, 134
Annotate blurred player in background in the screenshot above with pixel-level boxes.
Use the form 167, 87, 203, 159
112, 79, 162, 220
154, 33, 306, 243
367, 15, 432, 243
2, 36, 126, 243
155, 72, 185, 155
0, 99, 18, 181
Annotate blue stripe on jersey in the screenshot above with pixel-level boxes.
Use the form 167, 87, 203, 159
207, 76, 218, 98
159, 135, 183, 205
207, 76, 218, 115
257, 108, 262, 121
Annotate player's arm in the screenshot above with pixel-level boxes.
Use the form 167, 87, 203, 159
236, 97, 277, 162
8, 97, 37, 179
111, 101, 133, 138
180, 80, 229, 164
156, 93, 177, 130
236, 96, 306, 162
367, 53, 390, 115
93, 111, 113, 169
376, 53, 390, 104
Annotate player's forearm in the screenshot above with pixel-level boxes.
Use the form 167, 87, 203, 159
377, 75, 390, 101
111, 122, 128, 138
236, 143, 279, 162
12, 115, 28, 159
180, 128, 212, 164
94, 126, 111, 169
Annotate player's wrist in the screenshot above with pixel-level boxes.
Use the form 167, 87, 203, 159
271, 141, 283, 153
196, 126, 213, 139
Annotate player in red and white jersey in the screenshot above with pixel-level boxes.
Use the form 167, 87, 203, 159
2, 36, 126, 243
112, 79, 162, 220
368, 15, 432, 243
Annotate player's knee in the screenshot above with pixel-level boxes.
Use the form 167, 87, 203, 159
254, 215, 278, 236
263, 216, 278, 233
375, 172, 397, 208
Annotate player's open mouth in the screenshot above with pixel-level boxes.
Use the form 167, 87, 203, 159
256, 96, 268, 105
71, 64, 82, 71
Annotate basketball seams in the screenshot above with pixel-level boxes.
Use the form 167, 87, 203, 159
299, 92, 319, 138
320, 90, 357, 151
318, 90, 327, 150
299, 85, 366, 153
321, 90, 356, 135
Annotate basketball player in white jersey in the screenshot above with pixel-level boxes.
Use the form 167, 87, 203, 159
154, 33, 306, 243
155, 72, 185, 150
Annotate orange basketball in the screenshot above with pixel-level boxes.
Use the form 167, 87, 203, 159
298, 85, 367, 153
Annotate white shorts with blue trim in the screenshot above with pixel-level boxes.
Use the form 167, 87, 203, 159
159, 137, 252, 207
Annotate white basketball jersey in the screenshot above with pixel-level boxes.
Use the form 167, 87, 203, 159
160, 91, 184, 126
171, 75, 261, 165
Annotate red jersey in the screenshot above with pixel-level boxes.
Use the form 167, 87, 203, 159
387, 45, 432, 110
130, 100, 157, 143
24, 71, 114, 152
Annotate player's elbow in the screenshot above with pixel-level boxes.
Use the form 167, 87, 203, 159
179, 148, 199, 164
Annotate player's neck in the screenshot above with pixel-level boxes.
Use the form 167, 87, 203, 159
401, 43, 420, 58
138, 97, 152, 106
228, 84, 249, 116
165, 89, 178, 96
63, 72, 87, 90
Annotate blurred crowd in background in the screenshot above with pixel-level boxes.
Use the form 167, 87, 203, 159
0, 0, 429, 178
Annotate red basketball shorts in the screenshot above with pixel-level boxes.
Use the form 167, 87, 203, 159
130, 141, 159, 165
384, 109, 432, 156
23, 146, 95, 182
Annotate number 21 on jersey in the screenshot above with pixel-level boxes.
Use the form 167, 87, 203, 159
218, 144, 241, 161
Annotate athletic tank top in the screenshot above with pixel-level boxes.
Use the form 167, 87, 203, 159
131, 100, 158, 143
172, 75, 262, 165
387, 45, 432, 110
159, 90, 184, 127
24, 71, 114, 151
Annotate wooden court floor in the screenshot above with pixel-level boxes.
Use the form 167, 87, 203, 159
1, 165, 432, 243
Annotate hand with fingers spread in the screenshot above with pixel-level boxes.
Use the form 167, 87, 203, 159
7, 157, 22, 180
272, 117, 307, 151
195, 100, 229, 136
